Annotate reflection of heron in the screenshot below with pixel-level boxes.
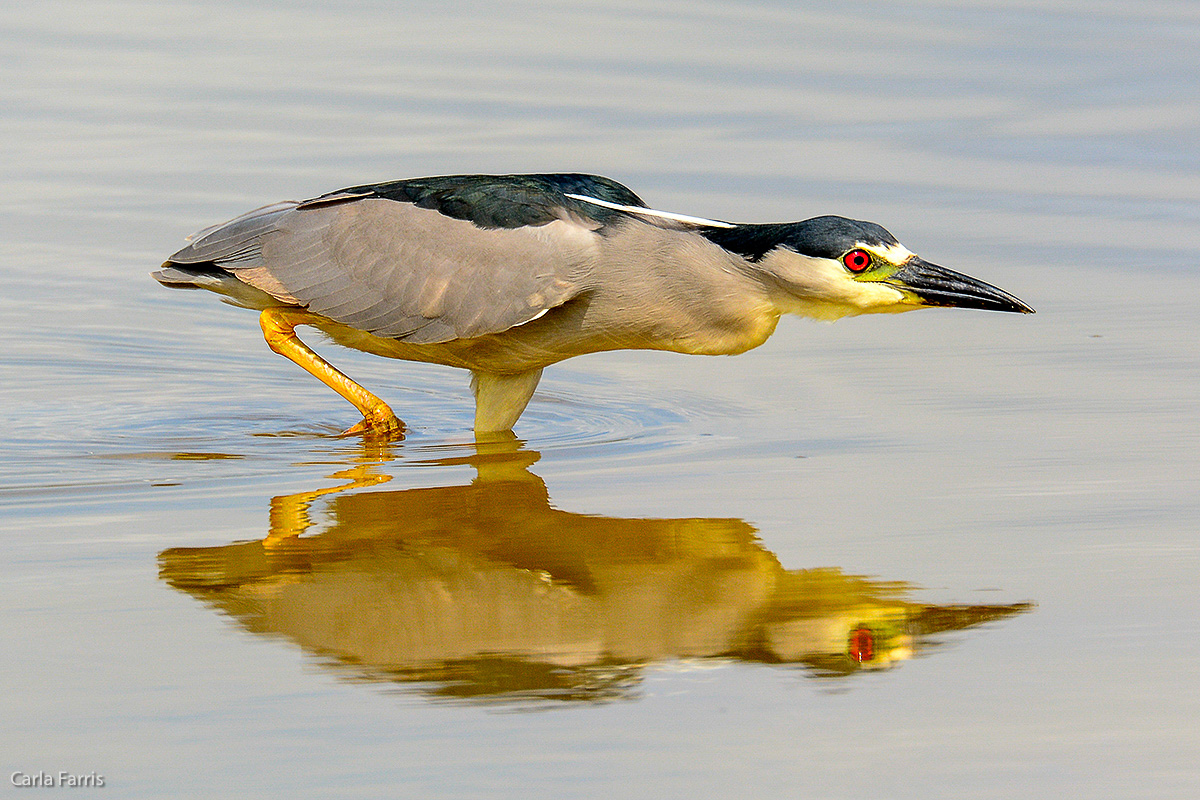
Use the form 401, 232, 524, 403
160, 443, 1031, 704
154, 173, 1032, 436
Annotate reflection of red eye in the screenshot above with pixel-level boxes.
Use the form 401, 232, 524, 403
849, 627, 874, 662
844, 249, 871, 272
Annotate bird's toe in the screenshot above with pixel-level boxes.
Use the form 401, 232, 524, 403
341, 410, 406, 441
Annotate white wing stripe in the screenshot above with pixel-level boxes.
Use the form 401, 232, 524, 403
565, 194, 735, 228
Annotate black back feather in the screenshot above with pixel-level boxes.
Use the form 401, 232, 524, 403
302, 173, 648, 230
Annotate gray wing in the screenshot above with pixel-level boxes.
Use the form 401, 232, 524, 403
165, 198, 600, 344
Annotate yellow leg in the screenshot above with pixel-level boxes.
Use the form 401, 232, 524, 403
259, 307, 405, 439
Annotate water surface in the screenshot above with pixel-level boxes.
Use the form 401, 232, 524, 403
2, 1, 1198, 797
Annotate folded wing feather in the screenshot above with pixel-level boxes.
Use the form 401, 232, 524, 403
165, 196, 600, 344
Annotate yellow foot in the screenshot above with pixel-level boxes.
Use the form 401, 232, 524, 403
340, 409, 406, 440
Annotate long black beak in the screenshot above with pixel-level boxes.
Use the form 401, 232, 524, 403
888, 258, 1034, 314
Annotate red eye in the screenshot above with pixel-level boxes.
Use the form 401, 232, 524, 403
848, 627, 875, 662
844, 249, 871, 272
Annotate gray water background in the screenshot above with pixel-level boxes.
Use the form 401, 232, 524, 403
2, 1, 1198, 797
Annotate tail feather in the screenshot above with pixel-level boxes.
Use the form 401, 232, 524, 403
151, 265, 283, 310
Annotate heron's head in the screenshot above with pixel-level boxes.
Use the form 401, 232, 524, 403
724, 216, 1034, 320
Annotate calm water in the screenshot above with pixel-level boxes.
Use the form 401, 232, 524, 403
3, 1, 1199, 797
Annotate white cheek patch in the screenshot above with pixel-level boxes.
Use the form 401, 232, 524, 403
762, 249, 909, 319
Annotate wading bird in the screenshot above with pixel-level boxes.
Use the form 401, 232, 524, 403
155, 173, 1032, 437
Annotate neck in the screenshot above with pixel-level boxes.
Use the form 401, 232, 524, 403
699, 223, 800, 263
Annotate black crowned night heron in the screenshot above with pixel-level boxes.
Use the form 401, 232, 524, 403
155, 173, 1032, 437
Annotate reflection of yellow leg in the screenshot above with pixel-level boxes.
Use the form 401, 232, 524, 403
259, 307, 404, 439
265, 464, 393, 545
